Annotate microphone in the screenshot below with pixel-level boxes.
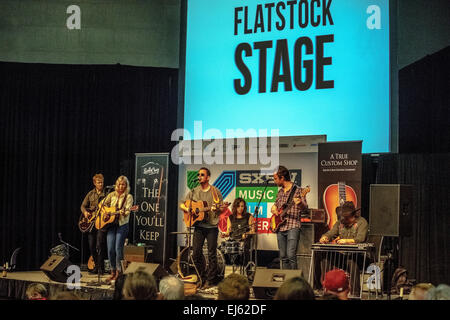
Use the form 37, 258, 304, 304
105, 185, 115, 189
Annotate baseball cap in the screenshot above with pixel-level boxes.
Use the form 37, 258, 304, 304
323, 269, 350, 292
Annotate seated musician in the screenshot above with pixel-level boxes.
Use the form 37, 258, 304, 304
221, 198, 255, 268
318, 201, 368, 296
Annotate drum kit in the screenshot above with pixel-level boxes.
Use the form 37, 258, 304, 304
171, 230, 255, 282
171, 230, 225, 285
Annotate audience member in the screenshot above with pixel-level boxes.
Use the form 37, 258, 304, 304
159, 275, 185, 300
26, 283, 48, 300
217, 273, 250, 300
274, 276, 315, 300
426, 284, 450, 300
122, 269, 158, 300
50, 291, 81, 300
113, 273, 127, 300
409, 283, 434, 300
321, 268, 350, 300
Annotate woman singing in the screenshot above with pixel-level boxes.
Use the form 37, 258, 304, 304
103, 175, 133, 283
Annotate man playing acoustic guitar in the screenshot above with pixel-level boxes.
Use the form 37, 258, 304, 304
80, 173, 106, 274
180, 167, 227, 289
271, 166, 308, 270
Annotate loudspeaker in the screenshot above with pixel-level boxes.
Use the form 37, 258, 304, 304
123, 262, 169, 281
369, 184, 413, 236
297, 224, 314, 255
252, 268, 303, 299
40, 255, 71, 283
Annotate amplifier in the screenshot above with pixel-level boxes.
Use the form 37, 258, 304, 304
124, 245, 153, 263
301, 209, 326, 223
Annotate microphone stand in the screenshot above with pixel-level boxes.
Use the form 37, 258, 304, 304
250, 179, 270, 275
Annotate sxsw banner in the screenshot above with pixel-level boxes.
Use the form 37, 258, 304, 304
184, 169, 302, 250
318, 141, 362, 230
134, 153, 169, 264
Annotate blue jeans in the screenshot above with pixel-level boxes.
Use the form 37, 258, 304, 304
276, 227, 300, 269
107, 223, 129, 272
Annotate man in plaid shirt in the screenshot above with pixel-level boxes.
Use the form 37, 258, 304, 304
271, 166, 308, 269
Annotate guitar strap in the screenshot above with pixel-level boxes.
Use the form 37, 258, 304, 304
283, 184, 298, 210
211, 186, 220, 204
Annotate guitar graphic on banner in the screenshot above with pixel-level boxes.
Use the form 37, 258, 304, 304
323, 181, 357, 230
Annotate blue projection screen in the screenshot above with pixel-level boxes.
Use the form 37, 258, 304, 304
184, 0, 390, 153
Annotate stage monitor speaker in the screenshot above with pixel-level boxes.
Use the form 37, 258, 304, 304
40, 255, 71, 283
123, 262, 169, 281
252, 268, 303, 299
369, 184, 413, 236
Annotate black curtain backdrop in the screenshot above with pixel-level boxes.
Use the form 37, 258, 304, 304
359, 47, 450, 286
399, 46, 450, 154
362, 153, 450, 286
0, 62, 179, 271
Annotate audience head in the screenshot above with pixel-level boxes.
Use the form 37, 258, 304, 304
50, 291, 81, 300
409, 283, 434, 300
426, 284, 450, 300
322, 269, 350, 300
274, 276, 315, 300
122, 268, 158, 300
218, 273, 250, 300
113, 273, 127, 300
159, 275, 185, 300
26, 283, 48, 300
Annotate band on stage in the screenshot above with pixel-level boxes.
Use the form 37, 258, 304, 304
79, 165, 369, 293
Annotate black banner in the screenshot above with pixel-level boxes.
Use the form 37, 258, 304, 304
318, 141, 362, 230
133, 153, 169, 264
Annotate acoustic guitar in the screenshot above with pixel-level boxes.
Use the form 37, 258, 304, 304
270, 186, 310, 233
323, 181, 357, 230
78, 199, 105, 233
95, 204, 139, 230
87, 255, 95, 271
182, 200, 230, 227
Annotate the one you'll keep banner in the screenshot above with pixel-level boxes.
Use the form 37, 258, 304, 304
134, 153, 169, 264
185, 0, 390, 153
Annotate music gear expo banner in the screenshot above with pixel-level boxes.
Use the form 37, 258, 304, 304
134, 153, 169, 264
318, 141, 362, 230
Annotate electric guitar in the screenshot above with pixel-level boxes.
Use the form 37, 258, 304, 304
183, 200, 230, 227
95, 204, 139, 230
323, 181, 357, 230
270, 186, 310, 233
78, 199, 105, 233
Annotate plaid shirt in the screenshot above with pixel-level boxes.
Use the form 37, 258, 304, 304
275, 184, 308, 232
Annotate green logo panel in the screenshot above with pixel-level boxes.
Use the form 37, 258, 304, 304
235, 187, 278, 203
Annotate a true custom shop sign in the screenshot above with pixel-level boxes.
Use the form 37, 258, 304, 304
318, 141, 362, 230
133, 153, 169, 264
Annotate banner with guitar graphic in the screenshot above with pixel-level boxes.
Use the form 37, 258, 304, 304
133, 153, 169, 264
318, 141, 362, 230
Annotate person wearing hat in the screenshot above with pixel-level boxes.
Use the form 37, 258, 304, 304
318, 201, 368, 297
320, 269, 351, 300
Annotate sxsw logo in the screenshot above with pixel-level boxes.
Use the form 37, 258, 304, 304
237, 170, 301, 186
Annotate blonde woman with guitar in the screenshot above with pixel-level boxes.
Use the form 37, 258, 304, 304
102, 175, 134, 283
